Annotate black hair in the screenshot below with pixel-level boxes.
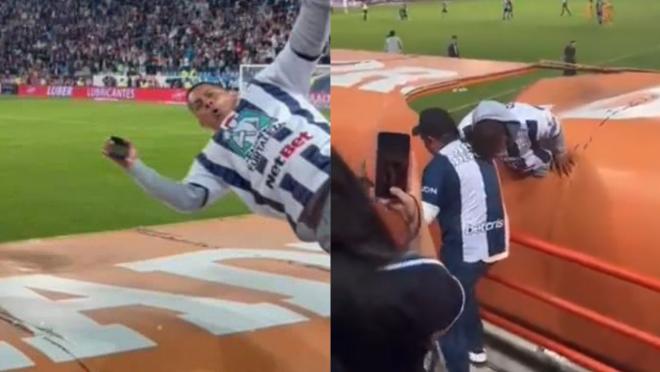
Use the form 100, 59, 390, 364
388, 30, 396, 37
465, 120, 508, 160
331, 149, 400, 267
185, 82, 226, 105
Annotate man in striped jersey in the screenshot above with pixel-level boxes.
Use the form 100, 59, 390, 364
103, 0, 331, 251
413, 105, 513, 370
458, 100, 575, 178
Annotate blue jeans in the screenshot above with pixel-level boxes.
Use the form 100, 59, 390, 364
440, 259, 488, 372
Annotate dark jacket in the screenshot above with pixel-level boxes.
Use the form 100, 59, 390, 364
448, 41, 460, 58
332, 251, 464, 372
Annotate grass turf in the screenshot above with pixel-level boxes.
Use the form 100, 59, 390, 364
0, 98, 252, 243
332, 0, 660, 69
332, 0, 660, 119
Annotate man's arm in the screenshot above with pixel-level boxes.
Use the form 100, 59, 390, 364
256, 0, 330, 96
540, 113, 566, 155
127, 160, 211, 213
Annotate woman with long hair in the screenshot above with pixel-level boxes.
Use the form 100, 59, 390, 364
331, 148, 465, 372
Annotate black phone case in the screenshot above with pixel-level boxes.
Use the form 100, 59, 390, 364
375, 132, 410, 198
108, 136, 129, 160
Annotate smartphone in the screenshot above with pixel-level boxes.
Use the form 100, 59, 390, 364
375, 132, 410, 199
108, 136, 129, 160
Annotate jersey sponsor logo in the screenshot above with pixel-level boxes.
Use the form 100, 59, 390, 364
266, 132, 314, 189
465, 219, 505, 235
223, 109, 285, 173
422, 186, 438, 195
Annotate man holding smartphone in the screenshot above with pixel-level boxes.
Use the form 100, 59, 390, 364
412, 105, 512, 371
102, 0, 330, 252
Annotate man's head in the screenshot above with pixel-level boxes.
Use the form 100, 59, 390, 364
467, 120, 509, 160
451, 35, 458, 41
388, 30, 396, 37
465, 100, 521, 160
412, 108, 459, 155
570, 40, 576, 46
186, 82, 239, 132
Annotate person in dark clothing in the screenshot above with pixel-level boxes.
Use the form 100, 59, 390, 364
448, 35, 460, 58
362, 2, 368, 21
563, 40, 577, 76
331, 149, 465, 372
561, 0, 572, 16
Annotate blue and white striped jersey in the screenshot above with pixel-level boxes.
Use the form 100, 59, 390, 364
183, 44, 330, 224
458, 102, 562, 175
421, 140, 509, 264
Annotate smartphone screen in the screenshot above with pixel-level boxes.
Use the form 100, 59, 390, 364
375, 132, 410, 198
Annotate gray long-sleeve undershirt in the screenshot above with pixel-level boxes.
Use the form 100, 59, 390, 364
290, 0, 331, 60
127, 160, 207, 213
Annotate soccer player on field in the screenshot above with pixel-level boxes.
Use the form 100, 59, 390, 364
398, 3, 408, 21
457, 101, 576, 178
502, 0, 513, 21
561, 0, 572, 16
103, 0, 331, 251
362, 1, 368, 21
442, 0, 449, 16
596, 0, 604, 24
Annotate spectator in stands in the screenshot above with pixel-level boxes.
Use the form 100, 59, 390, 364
0, 0, 306, 87
413, 106, 512, 371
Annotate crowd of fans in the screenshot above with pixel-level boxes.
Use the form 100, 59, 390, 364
0, 0, 328, 87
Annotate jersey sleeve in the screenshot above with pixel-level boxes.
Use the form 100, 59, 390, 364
183, 157, 231, 207
421, 158, 446, 223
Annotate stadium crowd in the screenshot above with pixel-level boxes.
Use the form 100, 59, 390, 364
0, 0, 328, 87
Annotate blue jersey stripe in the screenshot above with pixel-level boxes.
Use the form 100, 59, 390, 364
475, 159, 506, 257
300, 145, 330, 174
252, 80, 330, 134
196, 153, 285, 213
279, 173, 315, 208
272, 127, 293, 142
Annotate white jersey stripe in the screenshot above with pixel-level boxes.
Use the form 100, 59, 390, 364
456, 150, 490, 263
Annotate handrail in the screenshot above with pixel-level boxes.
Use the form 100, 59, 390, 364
481, 310, 619, 372
511, 231, 660, 293
487, 274, 660, 350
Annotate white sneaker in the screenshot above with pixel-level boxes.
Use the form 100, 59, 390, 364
469, 350, 487, 364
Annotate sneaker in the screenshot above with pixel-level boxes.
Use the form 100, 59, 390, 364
469, 350, 487, 364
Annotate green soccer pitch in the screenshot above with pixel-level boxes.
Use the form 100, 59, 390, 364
332, 0, 660, 117
0, 97, 329, 243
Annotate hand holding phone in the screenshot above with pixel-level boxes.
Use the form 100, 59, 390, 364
375, 132, 411, 199
107, 136, 130, 160
103, 136, 137, 169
